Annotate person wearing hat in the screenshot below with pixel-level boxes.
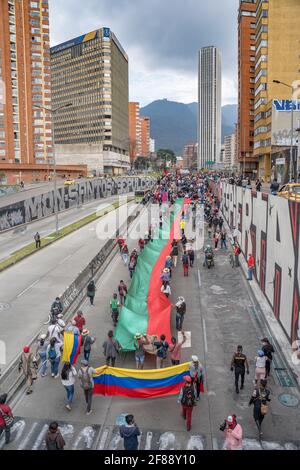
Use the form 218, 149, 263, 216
134, 333, 148, 370
261, 338, 274, 378
82, 330, 96, 362
47, 319, 65, 344
222, 415, 243, 450
178, 375, 196, 431
18, 346, 38, 394
35, 333, 49, 377
249, 379, 271, 437
78, 359, 98, 415
254, 350, 267, 384
189, 355, 204, 401
160, 268, 170, 283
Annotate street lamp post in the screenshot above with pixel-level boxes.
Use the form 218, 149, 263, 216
34, 102, 72, 233
273, 80, 296, 182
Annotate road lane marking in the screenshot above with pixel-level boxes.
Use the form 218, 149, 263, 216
17, 279, 40, 298
198, 269, 202, 287
18, 422, 38, 450
98, 428, 109, 450
32, 424, 48, 450
202, 318, 208, 353
59, 254, 72, 265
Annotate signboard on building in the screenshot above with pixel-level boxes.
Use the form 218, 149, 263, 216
272, 100, 300, 146
275, 158, 285, 165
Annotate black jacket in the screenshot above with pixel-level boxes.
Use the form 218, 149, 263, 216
119, 425, 141, 450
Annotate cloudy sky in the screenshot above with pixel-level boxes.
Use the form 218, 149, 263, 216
49, 0, 238, 107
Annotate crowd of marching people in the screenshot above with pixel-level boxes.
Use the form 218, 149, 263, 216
0, 172, 276, 450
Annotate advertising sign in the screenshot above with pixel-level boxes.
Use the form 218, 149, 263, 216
272, 100, 300, 146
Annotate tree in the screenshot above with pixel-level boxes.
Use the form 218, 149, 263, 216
157, 149, 177, 168
134, 156, 151, 171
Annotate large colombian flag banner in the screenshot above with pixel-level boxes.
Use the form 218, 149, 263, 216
62, 332, 82, 365
93, 362, 190, 398
114, 198, 184, 350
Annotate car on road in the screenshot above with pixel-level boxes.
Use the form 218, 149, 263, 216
278, 183, 300, 201
64, 179, 76, 186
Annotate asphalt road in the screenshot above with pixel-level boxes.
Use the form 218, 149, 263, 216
0, 193, 133, 262
0, 200, 138, 371
5, 205, 300, 450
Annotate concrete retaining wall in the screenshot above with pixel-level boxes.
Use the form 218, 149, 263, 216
0, 176, 154, 231
214, 182, 300, 345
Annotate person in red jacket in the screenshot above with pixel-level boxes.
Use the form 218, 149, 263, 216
0, 393, 14, 445
73, 310, 86, 333
247, 254, 255, 281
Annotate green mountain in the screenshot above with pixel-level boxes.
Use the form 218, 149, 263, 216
140, 99, 237, 155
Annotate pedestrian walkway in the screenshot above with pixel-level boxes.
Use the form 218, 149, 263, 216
2, 417, 299, 450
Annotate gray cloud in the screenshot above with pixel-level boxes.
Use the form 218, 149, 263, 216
50, 0, 238, 104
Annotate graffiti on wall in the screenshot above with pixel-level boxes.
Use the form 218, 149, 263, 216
0, 177, 154, 231
218, 182, 300, 344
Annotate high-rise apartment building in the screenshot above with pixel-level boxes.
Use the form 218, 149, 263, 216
140, 116, 150, 157
182, 142, 197, 170
51, 27, 130, 175
198, 46, 222, 169
224, 133, 237, 168
254, 0, 300, 181
238, 0, 257, 175
0, 0, 52, 166
128, 102, 142, 162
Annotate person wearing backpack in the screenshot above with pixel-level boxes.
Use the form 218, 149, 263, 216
0, 394, 14, 445
182, 250, 189, 277
78, 359, 98, 415
248, 379, 271, 438
46, 338, 61, 379
45, 422, 66, 450
82, 330, 96, 362
154, 334, 169, 369
178, 376, 196, 431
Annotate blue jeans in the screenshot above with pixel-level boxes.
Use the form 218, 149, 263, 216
221, 239, 227, 249
248, 267, 253, 280
50, 357, 60, 376
39, 351, 47, 375
84, 350, 91, 362
64, 385, 75, 404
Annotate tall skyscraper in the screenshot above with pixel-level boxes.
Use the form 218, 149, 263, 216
254, 0, 300, 181
128, 102, 142, 162
0, 0, 52, 166
51, 27, 130, 175
198, 46, 222, 169
238, 0, 257, 175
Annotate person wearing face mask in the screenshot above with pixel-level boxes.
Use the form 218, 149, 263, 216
220, 415, 243, 450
